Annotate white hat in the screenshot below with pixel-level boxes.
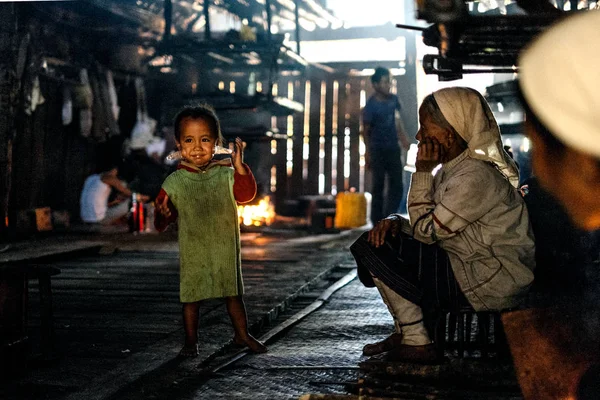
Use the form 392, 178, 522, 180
519, 11, 600, 158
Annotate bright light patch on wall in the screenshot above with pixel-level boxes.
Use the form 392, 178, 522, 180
331, 81, 339, 195
359, 135, 366, 193
521, 137, 530, 153
229, 81, 236, 93
319, 174, 325, 195
351, 68, 406, 77
287, 137, 294, 176
271, 139, 277, 155
272, 83, 278, 96
344, 127, 351, 181
303, 79, 311, 186
256, 81, 263, 92
218, 81, 225, 90
270, 166, 277, 193
404, 143, 419, 173
332, 81, 339, 134
287, 115, 294, 137
332, 136, 338, 195
287, 37, 406, 64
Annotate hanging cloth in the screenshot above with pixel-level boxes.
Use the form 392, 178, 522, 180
78, 69, 93, 138
106, 70, 120, 122
62, 84, 73, 126
25, 76, 46, 115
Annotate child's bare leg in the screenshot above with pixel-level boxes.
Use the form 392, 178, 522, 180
180, 302, 200, 357
225, 296, 267, 353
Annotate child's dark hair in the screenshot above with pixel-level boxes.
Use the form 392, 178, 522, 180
173, 104, 224, 146
371, 67, 391, 84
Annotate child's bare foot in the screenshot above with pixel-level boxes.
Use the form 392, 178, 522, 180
233, 335, 268, 354
179, 343, 199, 358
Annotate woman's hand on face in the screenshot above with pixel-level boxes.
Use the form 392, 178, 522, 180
231, 137, 246, 170
367, 215, 401, 248
415, 137, 444, 172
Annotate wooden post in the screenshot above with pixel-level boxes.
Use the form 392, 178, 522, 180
265, 0, 272, 42
38, 272, 54, 357
306, 77, 321, 194
164, 0, 172, 43
275, 78, 289, 213
323, 80, 334, 194
336, 79, 347, 192
294, 0, 301, 55
0, 4, 24, 239
291, 79, 305, 198
348, 79, 361, 190
203, 0, 211, 40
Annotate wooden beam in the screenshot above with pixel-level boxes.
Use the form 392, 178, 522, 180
203, 0, 211, 40
291, 79, 305, 198
306, 76, 321, 194
164, 0, 172, 42
0, 4, 24, 237
294, 0, 301, 55
336, 80, 347, 192
323, 80, 333, 194
348, 79, 361, 191
265, 0, 272, 42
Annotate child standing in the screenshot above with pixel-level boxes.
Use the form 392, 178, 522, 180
154, 105, 267, 357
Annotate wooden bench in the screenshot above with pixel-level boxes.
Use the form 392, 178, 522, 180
0, 263, 61, 363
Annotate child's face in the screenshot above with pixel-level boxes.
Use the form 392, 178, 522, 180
177, 118, 216, 167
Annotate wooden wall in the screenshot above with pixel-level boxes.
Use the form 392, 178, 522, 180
230, 68, 417, 214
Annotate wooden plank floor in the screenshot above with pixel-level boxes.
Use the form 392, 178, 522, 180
8, 229, 361, 399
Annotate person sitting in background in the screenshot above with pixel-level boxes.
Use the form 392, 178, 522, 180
351, 86, 535, 363
80, 162, 149, 225
505, 10, 600, 399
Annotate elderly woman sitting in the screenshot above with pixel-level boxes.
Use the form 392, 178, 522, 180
351, 87, 536, 363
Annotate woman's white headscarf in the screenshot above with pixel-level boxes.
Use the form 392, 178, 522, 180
432, 87, 520, 188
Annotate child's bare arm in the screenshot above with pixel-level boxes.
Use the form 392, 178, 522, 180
154, 189, 177, 231
231, 137, 247, 175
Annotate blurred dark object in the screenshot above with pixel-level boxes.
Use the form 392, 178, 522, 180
521, 177, 592, 299
121, 150, 169, 201
417, 13, 566, 80
416, 0, 468, 22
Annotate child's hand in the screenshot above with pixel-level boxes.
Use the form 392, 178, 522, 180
155, 194, 172, 218
230, 137, 247, 172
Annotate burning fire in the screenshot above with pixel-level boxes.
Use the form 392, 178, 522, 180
238, 196, 276, 226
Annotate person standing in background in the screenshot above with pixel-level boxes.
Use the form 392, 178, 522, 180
362, 67, 411, 224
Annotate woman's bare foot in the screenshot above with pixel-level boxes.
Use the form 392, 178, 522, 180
179, 343, 199, 358
233, 335, 268, 354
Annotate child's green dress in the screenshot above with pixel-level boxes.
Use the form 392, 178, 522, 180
161, 165, 243, 302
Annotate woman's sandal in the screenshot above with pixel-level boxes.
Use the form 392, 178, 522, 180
362, 332, 404, 356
